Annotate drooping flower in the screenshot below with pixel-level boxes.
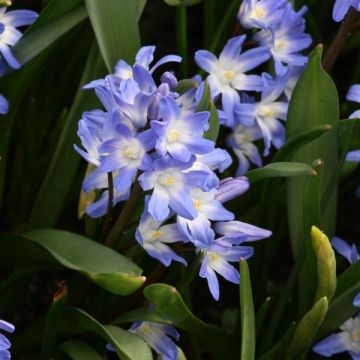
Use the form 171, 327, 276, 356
195, 36, 270, 127
129, 321, 180, 360
236, 73, 288, 155
227, 124, 263, 176
332, 0, 360, 22
0, 319, 15, 359
198, 220, 272, 300
238, 0, 287, 30
136, 198, 187, 267
253, 4, 312, 76
107, 320, 180, 360
0, 7, 38, 72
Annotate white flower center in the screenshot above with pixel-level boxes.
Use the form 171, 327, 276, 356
234, 133, 251, 143
274, 39, 286, 50
222, 70, 235, 83
252, 6, 265, 19
138, 323, 151, 335
193, 199, 202, 209
258, 105, 275, 118
159, 174, 175, 186
123, 145, 140, 159
166, 129, 180, 142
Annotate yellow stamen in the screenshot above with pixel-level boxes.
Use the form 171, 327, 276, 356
194, 199, 202, 209
152, 231, 162, 240
223, 71, 234, 82
209, 252, 220, 261
254, 7, 265, 18
274, 39, 286, 49
167, 129, 180, 142
139, 324, 151, 335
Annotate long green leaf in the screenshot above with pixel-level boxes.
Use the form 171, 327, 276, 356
85, 0, 141, 71
286, 45, 339, 258
239, 259, 256, 360
247, 162, 316, 183
272, 125, 332, 163
62, 307, 152, 360
12, 6, 88, 66
59, 340, 103, 360
25, 229, 145, 295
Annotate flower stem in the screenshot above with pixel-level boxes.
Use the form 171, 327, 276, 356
104, 181, 141, 248
101, 172, 114, 241
323, 8, 358, 72
176, 5, 188, 78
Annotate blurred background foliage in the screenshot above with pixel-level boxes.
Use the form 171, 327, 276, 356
0, 0, 359, 359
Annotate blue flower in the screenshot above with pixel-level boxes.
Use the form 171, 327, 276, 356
129, 321, 180, 360
227, 124, 263, 176
347, 150, 360, 163
195, 148, 233, 173
333, 0, 360, 22
253, 4, 312, 76
0, 93, 8, 114
331, 236, 359, 265
313, 302, 360, 359
0, 319, 14, 359
347, 84, 360, 119
0, 7, 37, 72
215, 176, 250, 203
238, 0, 287, 30
151, 97, 214, 162
198, 220, 271, 300
136, 197, 187, 266
177, 187, 234, 246
99, 119, 154, 194
195, 36, 270, 127
236, 73, 288, 155
138, 156, 211, 222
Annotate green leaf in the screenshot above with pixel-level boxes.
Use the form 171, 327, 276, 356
59, 340, 103, 360
85, 0, 141, 72
25, 229, 145, 295
239, 260, 256, 360
63, 307, 152, 360
311, 226, 337, 303
112, 308, 171, 326
28, 43, 106, 229
143, 283, 234, 360
204, 101, 220, 142
247, 163, 317, 183
272, 125, 332, 163
164, 0, 202, 6
195, 81, 211, 112
286, 297, 328, 358
286, 45, 339, 258
12, 6, 88, 66
42, 282, 68, 360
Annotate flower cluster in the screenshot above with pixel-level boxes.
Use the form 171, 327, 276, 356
0, 5, 37, 114
195, 0, 312, 175
76, 45, 272, 301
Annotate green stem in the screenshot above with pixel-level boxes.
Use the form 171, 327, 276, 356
203, 0, 215, 48
176, 252, 202, 294
176, 5, 188, 78
104, 181, 141, 248
323, 8, 358, 72
101, 172, 114, 241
